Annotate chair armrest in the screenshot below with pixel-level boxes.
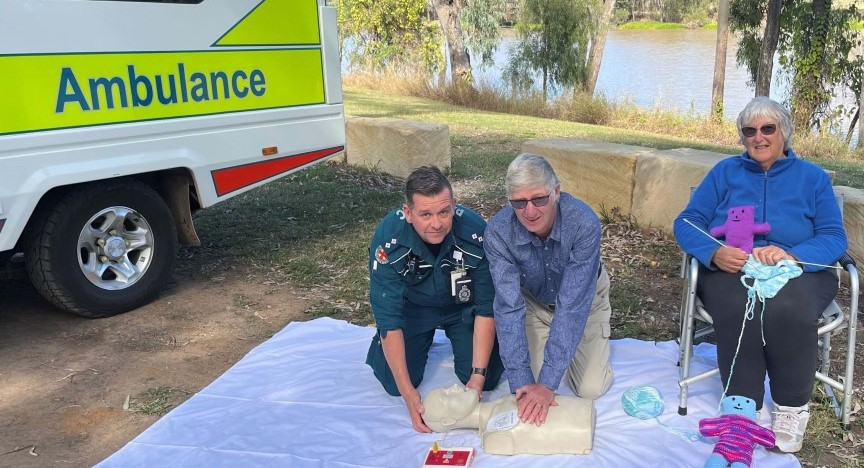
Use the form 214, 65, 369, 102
839, 252, 856, 269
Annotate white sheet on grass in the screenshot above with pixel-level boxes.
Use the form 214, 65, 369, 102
98, 317, 799, 468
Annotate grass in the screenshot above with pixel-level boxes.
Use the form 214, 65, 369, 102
132, 387, 175, 417
179, 85, 863, 466
618, 21, 687, 30
344, 73, 864, 169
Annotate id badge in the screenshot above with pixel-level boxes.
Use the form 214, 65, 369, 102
450, 268, 466, 296
454, 276, 473, 304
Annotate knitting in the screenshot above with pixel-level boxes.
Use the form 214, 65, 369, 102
621, 385, 705, 443
710, 206, 770, 254
700, 395, 775, 468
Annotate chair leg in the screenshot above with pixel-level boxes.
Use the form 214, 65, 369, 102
841, 273, 858, 430
678, 260, 700, 416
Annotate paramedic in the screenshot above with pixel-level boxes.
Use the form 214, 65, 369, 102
366, 166, 504, 433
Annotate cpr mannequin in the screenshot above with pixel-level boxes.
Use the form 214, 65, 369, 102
422, 384, 594, 455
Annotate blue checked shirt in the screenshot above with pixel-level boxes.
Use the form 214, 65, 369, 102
484, 192, 602, 392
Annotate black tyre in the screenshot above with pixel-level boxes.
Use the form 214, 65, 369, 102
24, 180, 177, 317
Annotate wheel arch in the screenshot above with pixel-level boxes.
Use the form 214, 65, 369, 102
19, 168, 202, 252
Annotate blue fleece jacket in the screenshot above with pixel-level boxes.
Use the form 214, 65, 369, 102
673, 149, 847, 272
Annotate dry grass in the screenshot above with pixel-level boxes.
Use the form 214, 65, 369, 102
344, 72, 864, 162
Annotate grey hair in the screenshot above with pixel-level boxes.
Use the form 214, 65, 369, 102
736, 96, 793, 151
405, 165, 452, 207
505, 153, 560, 197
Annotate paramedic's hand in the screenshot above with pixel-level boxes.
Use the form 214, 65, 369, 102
515, 383, 558, 427
403, 387, 431, 433
465, 374, 485, 400
752, 246, 792, 266
712, 246, 748, 273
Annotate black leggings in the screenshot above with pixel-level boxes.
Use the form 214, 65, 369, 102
697, 267, 838, 408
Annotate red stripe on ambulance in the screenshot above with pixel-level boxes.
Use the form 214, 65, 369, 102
211, 146, 344, 196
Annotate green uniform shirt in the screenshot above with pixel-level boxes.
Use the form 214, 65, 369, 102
369, 205, 494, 332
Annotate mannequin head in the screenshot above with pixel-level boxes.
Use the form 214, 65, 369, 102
422, 384, 481, 432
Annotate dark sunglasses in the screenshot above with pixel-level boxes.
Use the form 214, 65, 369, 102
509, 194, 551, 210
742, 124, 777, 137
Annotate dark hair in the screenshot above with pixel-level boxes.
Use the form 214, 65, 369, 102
405, 166, 452, 207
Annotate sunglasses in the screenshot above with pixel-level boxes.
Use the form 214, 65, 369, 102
509, 194, 551, 210
742, 124, 777, 137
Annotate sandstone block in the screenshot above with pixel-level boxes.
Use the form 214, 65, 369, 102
345, 117, 450, 178
521, 139, 655, 215
632, 148, 732, 233
835, 186, 864, 273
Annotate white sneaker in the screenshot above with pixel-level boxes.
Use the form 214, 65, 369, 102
772, 403, 810, 453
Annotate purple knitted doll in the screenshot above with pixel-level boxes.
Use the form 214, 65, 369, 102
700, 396, 775, 468
709, 206, 770, 254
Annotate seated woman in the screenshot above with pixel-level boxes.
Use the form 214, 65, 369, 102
673, 96, 848, 453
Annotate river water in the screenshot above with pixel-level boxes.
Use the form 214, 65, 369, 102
344, 29, 859, 135
471, 29, 859, 129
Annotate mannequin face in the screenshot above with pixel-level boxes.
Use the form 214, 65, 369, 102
422, 384, 479, 432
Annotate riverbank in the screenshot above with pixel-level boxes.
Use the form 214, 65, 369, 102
618, 20, 712, 30
342, 77, 864, 185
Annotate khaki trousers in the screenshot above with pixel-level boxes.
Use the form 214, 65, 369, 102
523, 267, 613, 398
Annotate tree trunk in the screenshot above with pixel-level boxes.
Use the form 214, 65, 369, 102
755, 0, 782, 96
711, 0, 730, 120
584, 0, 617, 94
859, 45, 864, 147
433, 0, 472, 84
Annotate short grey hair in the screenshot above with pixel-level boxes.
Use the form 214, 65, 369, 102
736, 96, 793, 151
505, 153, 560, 197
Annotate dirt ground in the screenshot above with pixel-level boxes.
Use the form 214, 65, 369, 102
0, 268, 312, 468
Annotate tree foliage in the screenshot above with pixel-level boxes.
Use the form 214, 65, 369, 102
460, 0, 507, 67
729, 0, 863, 130
337, 0, 443, 73
504, 0, 594, 100
338, 0, 506, 84
617, 0, 713, 24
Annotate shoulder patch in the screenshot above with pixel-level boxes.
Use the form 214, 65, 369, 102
375, 246, 389, 264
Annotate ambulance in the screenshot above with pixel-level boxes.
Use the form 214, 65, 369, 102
0, 0, 345, 317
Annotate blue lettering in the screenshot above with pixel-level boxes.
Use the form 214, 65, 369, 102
155, 74, 178, 105
89, 76, 128, 110
56, 67, 90, 112
179, 63, 188, 102
249, 69, 265, 97
210, 71, 230, 100
189, 72, 209, 101
53, 63, 266, 113
129, 65, 153, 107
232, 70, 249, 98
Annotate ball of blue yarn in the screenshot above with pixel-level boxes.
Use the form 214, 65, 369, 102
621, 385, 664, 420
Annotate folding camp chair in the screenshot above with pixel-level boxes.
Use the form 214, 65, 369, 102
676, 195, 859, 429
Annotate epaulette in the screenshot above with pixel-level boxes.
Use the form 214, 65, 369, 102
373, 209, 411, 265
451, 205, 486, 248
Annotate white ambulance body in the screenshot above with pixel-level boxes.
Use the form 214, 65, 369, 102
0, 0, 345, 316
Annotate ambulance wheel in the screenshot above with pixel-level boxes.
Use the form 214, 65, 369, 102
25, 179, 177, 317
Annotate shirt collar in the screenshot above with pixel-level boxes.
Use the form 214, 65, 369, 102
509, 201, 562, 245
740, 148, 798, 174
397, 219, 455, 261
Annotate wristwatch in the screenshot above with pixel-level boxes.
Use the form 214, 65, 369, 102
471, 367, 487, 377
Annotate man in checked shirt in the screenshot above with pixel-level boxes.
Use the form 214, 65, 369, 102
484, 153, 613, 427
